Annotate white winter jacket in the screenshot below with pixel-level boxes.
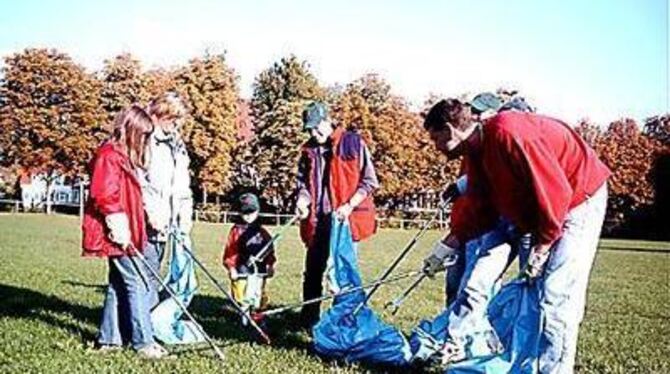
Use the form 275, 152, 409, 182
140, 127, 193, 240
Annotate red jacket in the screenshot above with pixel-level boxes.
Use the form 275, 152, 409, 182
81, 142, 147, 257
222, 222, 276, 273
451, 111, 610, 245
299, 128, 377, 246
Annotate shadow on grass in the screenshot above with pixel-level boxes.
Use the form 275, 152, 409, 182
188, 295, 312, 351
61, 280, 107, 293
188, 295, 416, 373
0, 283, 99, 341
0, 284, 418, 372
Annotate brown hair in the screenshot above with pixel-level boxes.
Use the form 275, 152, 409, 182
146, 92, 187, 121
111, 104, 154, 169
423, 98, 470, 131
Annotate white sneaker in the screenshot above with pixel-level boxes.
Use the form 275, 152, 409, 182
93, 344, 121, 354
137, 343, 169, 359
440, 340, 466, 365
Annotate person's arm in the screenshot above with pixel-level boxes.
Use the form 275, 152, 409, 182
174, 139, 194, 234
222, 227, 240, 270
90, 152, 123, 215
447, 157, 498, 244
335, 141, 379, 220
353, 142, 379, 202
140, 139, 170, 233
90, 151, 131, 248
295, 151, 311, 218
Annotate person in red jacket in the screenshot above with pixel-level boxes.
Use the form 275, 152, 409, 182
81, 105, 168, 359
222, 192, 276, 321
422, 98, 609, 371
295, 101, 379, 328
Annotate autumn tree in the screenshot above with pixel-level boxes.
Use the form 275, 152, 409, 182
332, 74, 412, 202
99, 53, 150, 124
173, 53, 239, 200
142, 68, 177, 99
577, 118, 667, 233
644, 114, 670, 145
0, 48, 105, 213
248, 55, 324, 210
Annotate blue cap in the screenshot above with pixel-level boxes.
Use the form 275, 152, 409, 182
469, 93, 502, 114
302, 102, 329, 130
239, 193, 260, 214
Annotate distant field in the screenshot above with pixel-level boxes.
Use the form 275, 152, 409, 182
0, 214, 668, 373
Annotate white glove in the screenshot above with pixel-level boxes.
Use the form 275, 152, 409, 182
148, 212, 169, 234
105, 213, 131, 249
295, 196, 310, 219
423, 241, 459, 277
524, 244, 552, 280
229, 268, 240, 281
335, 203, 354, 221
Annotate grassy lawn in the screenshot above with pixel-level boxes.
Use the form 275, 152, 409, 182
0, 214, 668, 373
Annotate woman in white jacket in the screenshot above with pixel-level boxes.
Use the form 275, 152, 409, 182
142, 93, 193, 308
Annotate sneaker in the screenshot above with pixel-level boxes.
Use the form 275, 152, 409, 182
440, 340, 466, 365
137, 343, 169, 359
93, 344, 122, 353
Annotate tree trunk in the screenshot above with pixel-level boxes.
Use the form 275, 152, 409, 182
45, 177, 53, 215
202, 186, 208, 205
79, 179, 85, 223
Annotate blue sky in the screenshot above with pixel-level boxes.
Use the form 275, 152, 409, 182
0, 0, 667, 124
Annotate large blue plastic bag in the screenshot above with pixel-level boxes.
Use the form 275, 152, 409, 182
312, 217, 412, 366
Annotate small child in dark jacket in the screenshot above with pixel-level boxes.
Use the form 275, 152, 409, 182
222, 193, 276, 319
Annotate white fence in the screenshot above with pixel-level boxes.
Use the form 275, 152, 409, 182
0, 199, 449, 230
194, 208, 449, 230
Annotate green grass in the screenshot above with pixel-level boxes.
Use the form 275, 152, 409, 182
0, 214, 668, 373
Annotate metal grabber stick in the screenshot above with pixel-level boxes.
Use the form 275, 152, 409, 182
126, 247, 225, 361
351, 193, 456, 315
169, 233, 273, 345
246, 215, 299, 269
384, 254, 457, 315
259, 270, 423, 318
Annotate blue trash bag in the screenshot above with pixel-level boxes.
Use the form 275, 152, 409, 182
312, 217, 412, 366
151, 233, 206, 344
447, 279, 542, 373
410, 277, 543, 373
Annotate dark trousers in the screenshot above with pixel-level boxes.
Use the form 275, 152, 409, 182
300, 215, 332, 327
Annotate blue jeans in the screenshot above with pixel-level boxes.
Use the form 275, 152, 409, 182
443, 184, 607, 373
144, 240, 166, 309
97, 255, 154, 350
538, 184, 607, 373
444, 219, 529, 346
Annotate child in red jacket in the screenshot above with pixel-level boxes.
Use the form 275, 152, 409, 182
222, 193, 276, 321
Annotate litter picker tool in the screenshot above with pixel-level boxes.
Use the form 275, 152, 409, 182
260, 270, 422, 318
384, 255, 458, 315
170, 233, 272, 345
126, 247, 225, 361
246, 215, 299, 270
352, 192, 457, 315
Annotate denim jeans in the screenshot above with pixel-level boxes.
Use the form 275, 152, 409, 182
444, 218, 528, 346
97, 255, 154, 350
443, 184, 607, 372
144, 240, 166, 309
538, 183, 607, 374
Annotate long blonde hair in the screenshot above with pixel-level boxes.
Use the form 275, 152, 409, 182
111, 105, 154, 169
